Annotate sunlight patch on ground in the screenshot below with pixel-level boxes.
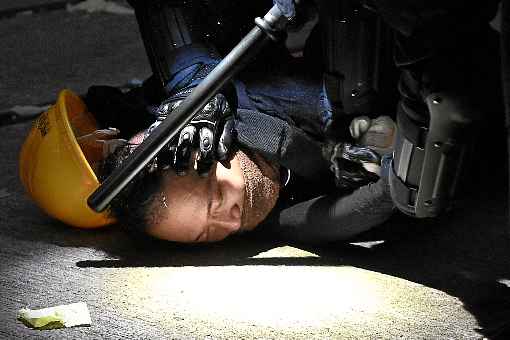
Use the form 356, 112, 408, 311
251, 245, 320, 258
101, 246, 472, 338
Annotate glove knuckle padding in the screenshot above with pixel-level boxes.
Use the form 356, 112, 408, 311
199, 127, 214, 154
156, 91, 235, 175
178, 125, 197, 145
173, 125, 197, 171
197, 128, 215, 175
217, 119, 234, 160
194, 93, 232, 147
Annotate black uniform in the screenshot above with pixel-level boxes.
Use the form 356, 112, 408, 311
90, 0, 503, 241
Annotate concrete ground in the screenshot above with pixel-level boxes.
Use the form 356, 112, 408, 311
1, 4, 510, 340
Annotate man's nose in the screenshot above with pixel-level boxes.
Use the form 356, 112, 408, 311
217, 179, 242, 226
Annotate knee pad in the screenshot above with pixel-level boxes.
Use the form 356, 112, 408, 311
390, 92, 481, 217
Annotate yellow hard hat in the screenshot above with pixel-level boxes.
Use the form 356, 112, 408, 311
19, 89, 116, 228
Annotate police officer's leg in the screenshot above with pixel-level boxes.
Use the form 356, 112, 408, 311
131, 0, 225, 97
390, 23, 503, 217
364, 0, 502, 217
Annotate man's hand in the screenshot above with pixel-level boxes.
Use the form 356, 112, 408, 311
154, 93, 235, 177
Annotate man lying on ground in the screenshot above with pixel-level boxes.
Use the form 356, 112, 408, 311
81, 0, 400, 243
85, 76, 396, 244
21, 0, 399, 243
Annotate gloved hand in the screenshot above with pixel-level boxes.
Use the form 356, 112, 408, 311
273, 0, 313, 29
326, 142, 381, 190
152, 93, 235, 177
326, 115, 396, 190
273, 0, 300, 20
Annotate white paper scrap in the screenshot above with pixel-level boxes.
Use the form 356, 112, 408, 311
9, 105, 50, 117
66, 0, 134, 15
18, 302, 91, 329
0, 188, 10, 199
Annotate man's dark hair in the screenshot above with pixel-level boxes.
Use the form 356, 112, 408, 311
99, 145, 164, 236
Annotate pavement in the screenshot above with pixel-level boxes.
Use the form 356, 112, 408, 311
1, 3, 510, 340
0, 0, 78, 11
0, 1, 77, 19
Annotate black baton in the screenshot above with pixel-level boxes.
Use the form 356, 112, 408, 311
88, 4, 289, 212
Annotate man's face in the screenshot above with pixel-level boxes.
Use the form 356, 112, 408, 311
146, 155, 245, 242
111, 130, 280, 243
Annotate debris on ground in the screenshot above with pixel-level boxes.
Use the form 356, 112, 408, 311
66, 0, 134, 15
0, 188, 10, 199
0, 105, 50, 126
9, 105, 50, 118
17, 302, 92, 330
16, 10, 34, 17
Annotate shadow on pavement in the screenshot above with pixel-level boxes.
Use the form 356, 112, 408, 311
6, 122, 510, 339
14, 187, 510, 339
308, 188, 510, 340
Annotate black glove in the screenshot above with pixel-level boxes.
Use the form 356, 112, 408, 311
153, 93, 235, 177
325, 142, 381, 190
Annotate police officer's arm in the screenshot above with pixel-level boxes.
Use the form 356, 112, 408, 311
128, 0, 241, 175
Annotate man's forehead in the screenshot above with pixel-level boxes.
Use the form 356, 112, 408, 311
149, 174, 210, 242
159, 170, 209, 210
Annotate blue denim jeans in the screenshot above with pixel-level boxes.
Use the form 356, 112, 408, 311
163, 44, 330, 140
